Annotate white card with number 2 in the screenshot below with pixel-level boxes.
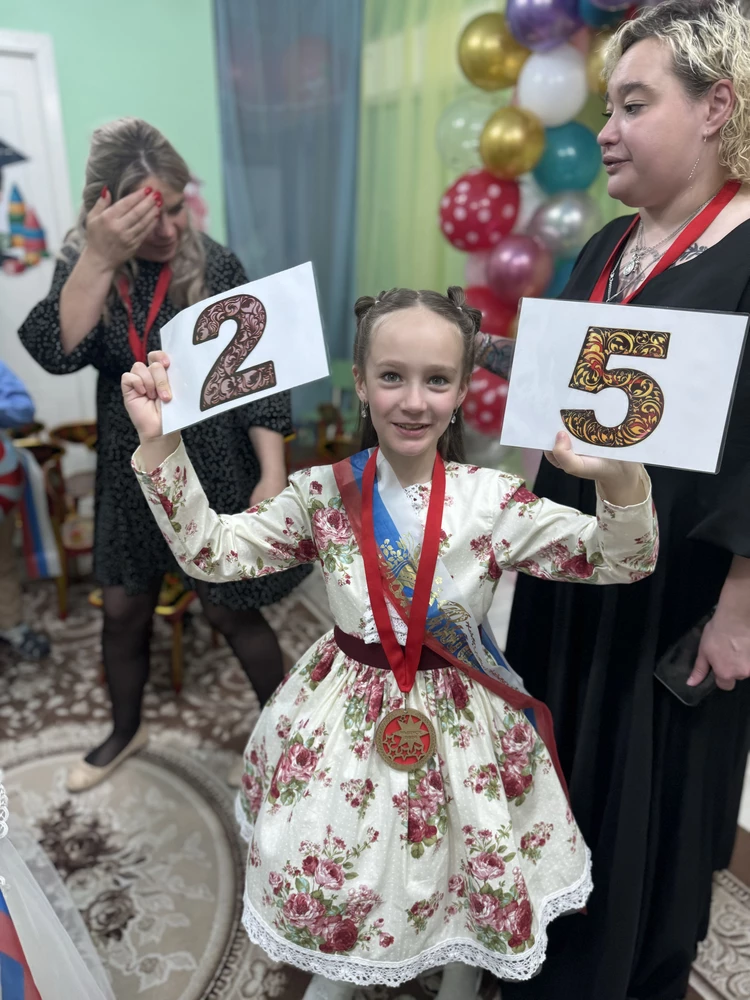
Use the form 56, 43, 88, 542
500, 296, 748, 473
159, 261, 330, 434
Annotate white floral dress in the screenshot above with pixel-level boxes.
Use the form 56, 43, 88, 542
133, 442, 658, 986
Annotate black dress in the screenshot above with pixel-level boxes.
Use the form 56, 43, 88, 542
19, 234, 311, 609
502, 217, 750, 1000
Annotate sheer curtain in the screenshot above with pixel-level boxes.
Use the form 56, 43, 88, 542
357, 0, 482, 297
356, 0, 627, 299
214, 0, 363, 413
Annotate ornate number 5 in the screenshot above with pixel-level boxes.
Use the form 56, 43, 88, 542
193, 294, 277, 412
561, 326, 671, 447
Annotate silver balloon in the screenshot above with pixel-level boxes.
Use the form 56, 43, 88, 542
514, 173, 547, 232
526, 191, 603, 257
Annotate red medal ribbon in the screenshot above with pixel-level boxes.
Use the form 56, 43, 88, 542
118, 265, 172, 364
360, 447, 446, 693
590, 181, 741, 304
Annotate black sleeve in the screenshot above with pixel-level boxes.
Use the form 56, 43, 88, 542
233, 390, 295, 438
224, 249, 249, 288
688, 281, 750, 556
18, 253, 103, 374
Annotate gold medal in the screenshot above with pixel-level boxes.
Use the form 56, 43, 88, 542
375, 709, 436, 772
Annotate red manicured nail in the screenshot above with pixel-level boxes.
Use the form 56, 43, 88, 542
153, 191, 163, 206
101, 186, 108, 199
144, 186, 153, 195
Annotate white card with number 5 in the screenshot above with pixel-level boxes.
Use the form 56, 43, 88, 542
500, 296, 749, 473
159, 261, 330, 434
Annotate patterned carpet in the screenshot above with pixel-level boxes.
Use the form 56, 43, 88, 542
0, 576, 747, 999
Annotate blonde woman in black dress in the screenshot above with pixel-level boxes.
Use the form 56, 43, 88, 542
482, 3, 750, 998
20, 118, 310, 791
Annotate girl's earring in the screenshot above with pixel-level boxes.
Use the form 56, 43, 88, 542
361, 402, 368, 418
450, 410, 457, 425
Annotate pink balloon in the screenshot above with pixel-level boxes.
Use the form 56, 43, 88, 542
465, 251, 491, 287
570, 25, 592, 53
486, 235, 554, 305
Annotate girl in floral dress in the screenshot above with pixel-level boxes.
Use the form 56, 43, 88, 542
123, 287, 658, 998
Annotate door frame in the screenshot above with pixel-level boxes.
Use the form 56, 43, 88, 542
0, 29, 73, 241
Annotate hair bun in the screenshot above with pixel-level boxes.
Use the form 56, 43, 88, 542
354, 295, 377, 323
447, 286, 482, 335
446, 286, 466, 308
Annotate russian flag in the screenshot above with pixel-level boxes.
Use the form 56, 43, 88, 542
0, 888, 41, 1000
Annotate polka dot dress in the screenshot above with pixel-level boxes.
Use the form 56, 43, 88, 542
19, 234, 312, 609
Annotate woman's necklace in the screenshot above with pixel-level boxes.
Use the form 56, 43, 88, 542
621, 190, 718, 279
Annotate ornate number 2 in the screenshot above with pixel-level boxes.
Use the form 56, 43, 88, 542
561, 326, 671, 447
193, 294, 277, 412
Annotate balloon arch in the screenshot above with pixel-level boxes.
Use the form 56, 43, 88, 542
438, 0, 641, 437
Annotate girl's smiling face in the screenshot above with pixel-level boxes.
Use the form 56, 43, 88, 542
354, 305, 468, 477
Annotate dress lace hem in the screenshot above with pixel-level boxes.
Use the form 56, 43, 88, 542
236, 831, 593, 986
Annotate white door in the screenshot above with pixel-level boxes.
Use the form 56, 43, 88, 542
0, 30, 95, 474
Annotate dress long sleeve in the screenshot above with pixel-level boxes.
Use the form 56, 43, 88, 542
132, 438, 318, 581
18, 254, 101, 375
493, 473, 658, 584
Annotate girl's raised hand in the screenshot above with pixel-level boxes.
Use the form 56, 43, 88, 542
546, 431, 648, 506
121, 350, 172, 442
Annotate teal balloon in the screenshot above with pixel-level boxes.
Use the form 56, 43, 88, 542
545, 257, 576, 297
533, 122, 601, 194
578, 0, 623, 27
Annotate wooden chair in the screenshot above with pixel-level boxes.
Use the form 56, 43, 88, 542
13, 440, 93, 620
16, 423, 98, 619
49, 421, 97, 451
43, 450, 94, 620
7, 421, 44, 441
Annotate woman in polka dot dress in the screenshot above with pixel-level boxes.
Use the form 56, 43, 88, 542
19, 118, 311, 792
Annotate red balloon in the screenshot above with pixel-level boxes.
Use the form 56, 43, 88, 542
439, 169, 520, 251
463, 370, 509, 436
486, 234, 553, 306
465, 285, 516, 337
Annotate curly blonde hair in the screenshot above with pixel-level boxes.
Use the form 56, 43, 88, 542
63, 118, 206, 312
603, 0, 750, 182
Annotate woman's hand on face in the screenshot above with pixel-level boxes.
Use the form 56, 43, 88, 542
121, 350, 172, 442
545, 430, 647, 505
85, 187, 161, 271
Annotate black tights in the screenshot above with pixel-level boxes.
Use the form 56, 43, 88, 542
85, 580, 285, 767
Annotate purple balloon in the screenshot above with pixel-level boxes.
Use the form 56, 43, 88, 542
506, 0, 581, 52
486, 235, 554, 306
589, 0, 630, 10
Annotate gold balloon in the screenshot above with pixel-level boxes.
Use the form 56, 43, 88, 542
458, 13, 530, 91
587, 29, 613, 97
479, 107, 545, 180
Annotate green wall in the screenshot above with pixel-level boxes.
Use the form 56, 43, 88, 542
0, 0, 226, 242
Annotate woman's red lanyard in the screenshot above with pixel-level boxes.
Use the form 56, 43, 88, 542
360, 448, 446, 693
117, 265, 172, 364
590, 181, 741, 304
